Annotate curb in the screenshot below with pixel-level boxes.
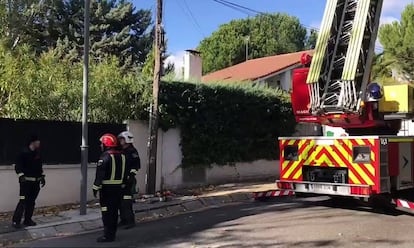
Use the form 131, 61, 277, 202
0, 192, 253, 247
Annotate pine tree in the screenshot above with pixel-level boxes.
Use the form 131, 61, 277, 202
0, 0, 153, 68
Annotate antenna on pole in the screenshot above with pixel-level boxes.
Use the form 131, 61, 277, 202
245, 36, 250, 61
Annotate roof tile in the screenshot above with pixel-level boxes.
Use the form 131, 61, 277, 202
202, 50, 314, 83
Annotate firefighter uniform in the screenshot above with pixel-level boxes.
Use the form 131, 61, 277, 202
119, 145, 140, 227
93, 134, 127, 243
12, 141, 45, 228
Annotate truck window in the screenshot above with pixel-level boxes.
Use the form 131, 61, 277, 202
284, 145, 298, 161
353, 146, 371, 163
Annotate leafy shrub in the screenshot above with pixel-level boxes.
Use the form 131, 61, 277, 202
159, 81, 296, 168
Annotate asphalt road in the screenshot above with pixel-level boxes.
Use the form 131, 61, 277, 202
15, 197, 414, 248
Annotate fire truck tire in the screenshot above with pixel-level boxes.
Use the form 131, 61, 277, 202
254, 196, 270, 202
294, 192, 306, 198
369, 195, 396, 213
329, 196, 357, 207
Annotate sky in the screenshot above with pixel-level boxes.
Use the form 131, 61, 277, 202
133, 0, 414, 69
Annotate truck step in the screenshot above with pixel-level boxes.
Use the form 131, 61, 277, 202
392, 198, 414, 210
253, 190, 295, 200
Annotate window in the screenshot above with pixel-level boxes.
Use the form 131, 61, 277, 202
284, 145, 299, 161
353, 146, 371, 163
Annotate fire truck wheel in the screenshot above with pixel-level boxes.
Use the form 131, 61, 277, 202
369, 195, 396, 213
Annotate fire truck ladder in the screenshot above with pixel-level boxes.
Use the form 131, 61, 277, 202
307, 0, 383, 115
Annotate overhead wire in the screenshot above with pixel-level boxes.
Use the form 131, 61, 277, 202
211, 0, 384, 51
182, 0, 206, 37
212, 0, 254, 16
175, 0, 206, 38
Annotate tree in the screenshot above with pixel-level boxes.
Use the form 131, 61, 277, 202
142, 50, 175, 81
0, 0, 52, 52
198, 13, 308, 74
0, 40, 151, 122
378, 3, 414, 81
0, 0, 153, 68
371, 52, 393, 81
306, 29, 318, 49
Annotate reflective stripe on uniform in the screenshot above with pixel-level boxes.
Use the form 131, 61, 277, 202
20, 196, 25, 200
123, 195, 132, 200
105, 154, 126, 185
121, 155, 126, 180
92, 184, 101, 190
101, 207, 107, 212
130, 169, 138, 174
102, 180, 123, 185
25, 177, 37, 182
110, 155, 116, 181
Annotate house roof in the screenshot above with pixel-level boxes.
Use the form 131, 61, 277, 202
202, 50, 314, 83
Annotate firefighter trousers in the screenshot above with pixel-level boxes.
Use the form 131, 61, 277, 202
12, 181, 40, 224
99, 186, 123, 239
119, 179, 136, 225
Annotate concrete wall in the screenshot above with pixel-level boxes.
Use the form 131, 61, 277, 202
0, 164, 96, 212
260, 64, 300, 91
0, 120, 279, 211
127, 120, 279, 190
280, 69, 292, 91
205, 160, 279, 185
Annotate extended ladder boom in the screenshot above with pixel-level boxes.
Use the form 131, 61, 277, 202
307, 0, 383, 115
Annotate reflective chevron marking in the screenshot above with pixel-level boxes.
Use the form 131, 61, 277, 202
280, 138, 378, 188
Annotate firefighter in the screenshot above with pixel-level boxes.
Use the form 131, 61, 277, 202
12, 135, 45, 229
117, 131, 140, 229
92, 133, 127, 243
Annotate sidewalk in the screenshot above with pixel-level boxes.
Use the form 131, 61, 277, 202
0, 181, 276, 247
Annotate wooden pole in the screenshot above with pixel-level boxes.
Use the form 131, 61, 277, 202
146, 0, 163, 194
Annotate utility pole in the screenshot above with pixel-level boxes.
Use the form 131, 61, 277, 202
146, 0, 164, 195
80, 0, 90, 215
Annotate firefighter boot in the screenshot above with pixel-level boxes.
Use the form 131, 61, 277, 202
97, 236, 115, 243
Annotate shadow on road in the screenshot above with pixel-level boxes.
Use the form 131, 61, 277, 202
15, 197, 411, 248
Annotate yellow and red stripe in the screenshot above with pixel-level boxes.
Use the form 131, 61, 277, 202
280, 138, 380, 192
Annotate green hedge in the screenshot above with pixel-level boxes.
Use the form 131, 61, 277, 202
0, 44, 296, 168
158, 81, 296, 168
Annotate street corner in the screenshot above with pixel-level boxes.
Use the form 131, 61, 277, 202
181, 199, 205, 212
135, 211, 150, 221
79, 220, 103, 231
228, 192, 251, 202
54, 222, 84, 237
166, 204, 187, 215
0, 229, 32, 247
27, 226, 57, 240
147, 208, 170, 219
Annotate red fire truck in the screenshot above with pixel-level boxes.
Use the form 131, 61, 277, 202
259, 0, 414, 210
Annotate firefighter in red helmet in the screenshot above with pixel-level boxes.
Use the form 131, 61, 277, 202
92, 133, 128, 243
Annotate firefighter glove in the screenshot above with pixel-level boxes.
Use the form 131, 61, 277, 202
93, 189, 98, 198
127, 172, 135, 184
40, 176, 46, 188
18, 175, 26, 184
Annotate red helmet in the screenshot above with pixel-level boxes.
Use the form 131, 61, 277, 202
100, 133, 118, 147
301, 53, 312, 66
